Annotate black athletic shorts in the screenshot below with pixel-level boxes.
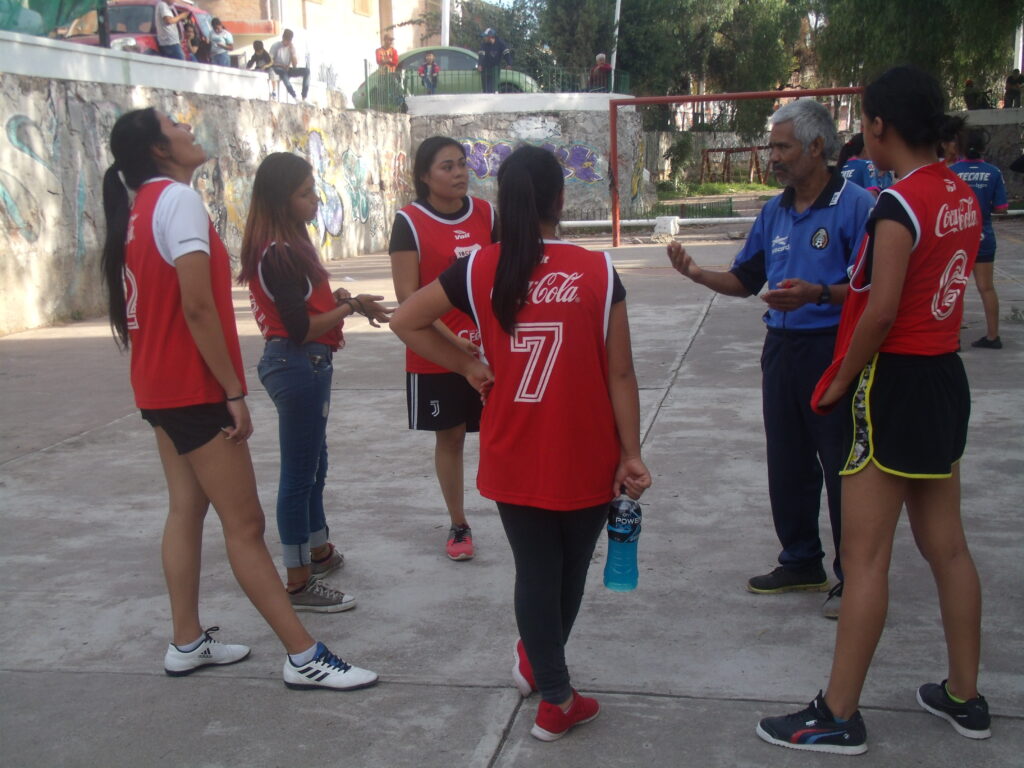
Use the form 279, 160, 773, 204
141, 402, 233, 455
840, 352, 970, 478
406, 372, 481, 432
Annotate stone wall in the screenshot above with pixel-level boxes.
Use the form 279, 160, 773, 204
0, 72, 410, 335
411, 107, 650, 221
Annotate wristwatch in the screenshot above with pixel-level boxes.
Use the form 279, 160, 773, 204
816, 283, 831, 305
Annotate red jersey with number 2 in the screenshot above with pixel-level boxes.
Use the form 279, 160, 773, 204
467, 240, 619, 510
125, 179, 246, 409
812, 162, 981, 413
399, 197, 493, 374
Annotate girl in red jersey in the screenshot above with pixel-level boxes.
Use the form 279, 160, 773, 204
392, 145, 651, 742
758, 67, 989, 756
238, 152, 391, 612
389, 137, 497, 560
101, 109, 376, 690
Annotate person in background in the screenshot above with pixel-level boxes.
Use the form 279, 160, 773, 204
269, 29, 310, 101
238, 152, 392, 612
588, 53, 613, 92
477, 28, 511, 93
247, 40, 273, 72
155, 1, 188, 60
389, 137, 496, 561
757, 65, 988, 756
209, 18, 234, 67
182, 22, 200, 62
375, 33, 398, 72
100, 107, 378, 691
418, 51, 440, 95
839, 133, 893, 195
391, 145, 651, 743
949, 128, 1008, 349
1003, 68, 1023, 108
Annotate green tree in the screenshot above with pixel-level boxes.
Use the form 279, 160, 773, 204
539, 0, 617, 71
812, 0, 1024, 106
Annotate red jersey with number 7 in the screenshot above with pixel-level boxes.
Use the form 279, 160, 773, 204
466, 240, 619, 510
124, 179, 246, 409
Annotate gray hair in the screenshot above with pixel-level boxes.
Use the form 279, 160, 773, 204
770, 99, 839, 160
596, 53, 607, 62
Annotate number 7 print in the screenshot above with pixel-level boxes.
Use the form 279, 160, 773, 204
510, 322, 563, 403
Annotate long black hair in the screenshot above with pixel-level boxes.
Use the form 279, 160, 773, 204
412, 136, 466, 200
101, 108, 168, 349
837, 134, 864, 168
493, 145, 564, 335
863, 66, 947, 149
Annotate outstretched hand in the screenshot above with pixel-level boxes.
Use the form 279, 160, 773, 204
353, 294, 395, 327
667, 241, 702, 281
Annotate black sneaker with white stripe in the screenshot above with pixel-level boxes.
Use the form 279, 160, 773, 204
163, 626, 251, 676
282, 642, 379, 691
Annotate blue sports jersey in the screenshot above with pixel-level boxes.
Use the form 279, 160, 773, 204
840, 157, 893, 191
950, 159, 1007, 256
730, 169, 874, 331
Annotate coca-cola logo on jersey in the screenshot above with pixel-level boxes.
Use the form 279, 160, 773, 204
931, 249, 970, 321
527, 272, 583, 304
934, 198, 978, 238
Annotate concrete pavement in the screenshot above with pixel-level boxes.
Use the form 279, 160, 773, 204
1, 223, 1022, 767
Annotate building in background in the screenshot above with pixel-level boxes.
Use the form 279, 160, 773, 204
196, 0, 439, 103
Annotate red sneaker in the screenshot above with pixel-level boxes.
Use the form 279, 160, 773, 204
446, 524, 474, 561
530, 690, 600, 741
512, 638, 537, 697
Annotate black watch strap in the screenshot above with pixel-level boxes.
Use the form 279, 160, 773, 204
817, 283, 831, 305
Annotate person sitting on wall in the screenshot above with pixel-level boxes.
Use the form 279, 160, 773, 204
418, 52, 440, 95
588, 53, 613, 92
209, 18, 234, 67
247, 40, 273, 71
1003, 69, 1023, 108
270, 29, 310, 101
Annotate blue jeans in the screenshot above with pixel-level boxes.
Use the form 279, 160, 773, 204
158, 43, 185, 60
258, 338, 333, 568
212, 52, 231, 67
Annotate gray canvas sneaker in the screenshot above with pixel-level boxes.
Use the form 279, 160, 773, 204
289, 578, 356, 613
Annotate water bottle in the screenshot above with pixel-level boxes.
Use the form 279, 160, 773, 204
604, 498, 642, 591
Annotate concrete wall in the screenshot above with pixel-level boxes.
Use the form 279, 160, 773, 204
411, 104, 650, 221
0, 71, 410, 335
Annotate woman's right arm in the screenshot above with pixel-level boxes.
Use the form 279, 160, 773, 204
606, 301, 651, 499
176, 251, 251, 442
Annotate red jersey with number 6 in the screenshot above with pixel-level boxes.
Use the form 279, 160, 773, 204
466, 240, 619, 510
812, 162, 980, 412
398, 197, 493, 374
124, 179, 246, 409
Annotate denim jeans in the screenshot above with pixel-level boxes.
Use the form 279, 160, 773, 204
258, 338, 333, 568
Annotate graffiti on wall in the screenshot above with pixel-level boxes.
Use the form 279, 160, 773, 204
2, 113, 57, 243
459, 138, 604, 184
307, 131, 345, 245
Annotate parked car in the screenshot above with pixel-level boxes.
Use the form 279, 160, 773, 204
57, 0, 213, 59
352, 45, 540, 109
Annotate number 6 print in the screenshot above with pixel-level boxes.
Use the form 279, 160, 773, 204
510, 322, 563, 403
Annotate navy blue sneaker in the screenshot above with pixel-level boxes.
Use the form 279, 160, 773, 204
757, 691, 867, 755
917, 680, 991, 739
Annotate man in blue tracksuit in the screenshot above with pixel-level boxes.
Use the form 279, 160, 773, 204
477, 28, 511, 93
667, 99, 874, 618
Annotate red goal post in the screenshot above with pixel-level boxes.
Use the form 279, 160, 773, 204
608, 87, 864, 246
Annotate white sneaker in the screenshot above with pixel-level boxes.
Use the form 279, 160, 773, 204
283, 642, 379, 691
164, 627, 251, 677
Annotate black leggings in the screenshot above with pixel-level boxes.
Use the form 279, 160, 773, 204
497, 502, 607, 704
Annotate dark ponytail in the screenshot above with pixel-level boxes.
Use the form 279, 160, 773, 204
863, 66, 946, 149
101, 108, 167, 349
493, 146, 564, 335
964, 128, 989, 160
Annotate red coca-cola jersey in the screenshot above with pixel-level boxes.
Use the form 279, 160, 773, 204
813, 162, 981, 412
125, 179, 246, 408
467, 240, 620, 510
398, 197, 493, 374
247, 242, 344, 350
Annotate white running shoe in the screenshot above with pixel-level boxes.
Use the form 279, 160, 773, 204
283, 642, 379, 691
164, 626, 251, 677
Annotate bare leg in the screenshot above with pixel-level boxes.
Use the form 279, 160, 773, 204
435, 424, 468, 527
823, 463, 905, 719
972, 263, 999, 341
154, 428, 208, 646
906, 466, 982, 700
286, 564, 312, 591
184, 433, 313, 654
